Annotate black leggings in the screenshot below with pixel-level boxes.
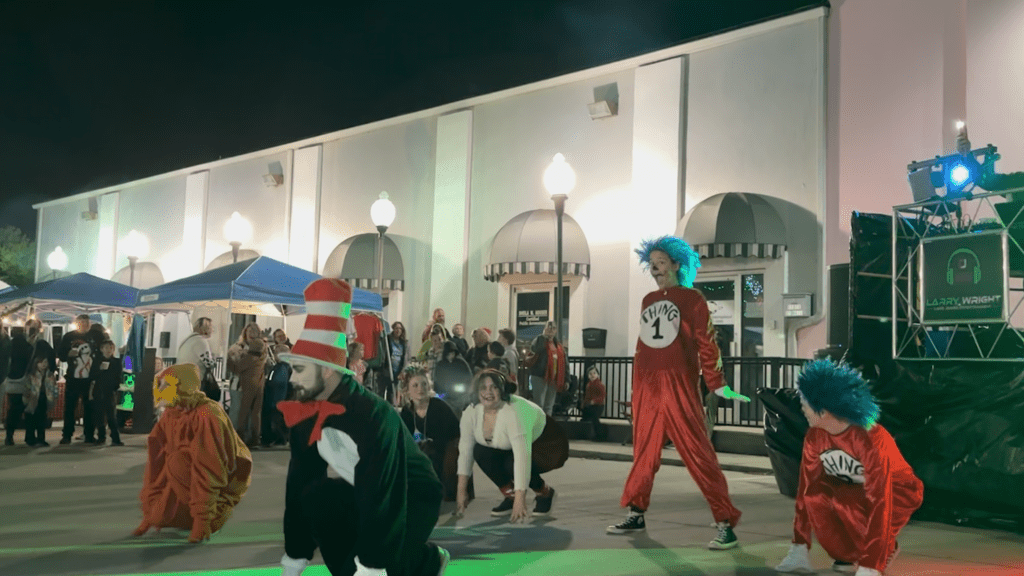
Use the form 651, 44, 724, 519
25, 393, 49, 444
5, 393, 26, 442
473, 443, 546, 493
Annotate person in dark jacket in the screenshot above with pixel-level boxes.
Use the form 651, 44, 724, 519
433, 340, 474, 417
0, 319, 11, 391
6, 319, 56, 446
466, 328, 491, 373
450, 324, 470, 360
399, 366, 464, 501
57, 314, 100, 444
89, 340, 123, 446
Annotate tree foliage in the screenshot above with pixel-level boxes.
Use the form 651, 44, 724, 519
0, 225, 36, 288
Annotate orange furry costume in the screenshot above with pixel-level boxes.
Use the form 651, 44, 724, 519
133, 363, 252, 543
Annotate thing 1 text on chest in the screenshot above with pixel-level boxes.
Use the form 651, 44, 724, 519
642, 302, 679, 324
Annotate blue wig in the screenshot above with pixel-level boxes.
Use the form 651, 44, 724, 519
797, 359, 880, 429
635, 236, 701, 288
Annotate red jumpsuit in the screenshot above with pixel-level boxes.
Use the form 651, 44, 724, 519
793, 424, 923, 572
620, 286, 742, 527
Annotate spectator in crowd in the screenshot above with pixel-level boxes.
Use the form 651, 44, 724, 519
467, 328, 491, 373
399, 365, 464, 501
497, 328, 519, 384
23, 352, 58, 446
58, 314, 100, 444
525, 321, 566, 416
273, 328, 292, 348
227, 322, 268, 448
417, 324, 446, 373
450, 323, 470, 359
7, 319, 56, 446
433, 340, 475, 417
582, 366, 607, 442
0, 318, 11, 396
178, 317, 219, 401
487, 341, 511, 374
387, 321, 411, 382
347, 341, 367, 385
89, 339, 124, 446
261, 343, 292, 447
455, 369, 568, 523
420, 307, 451, 343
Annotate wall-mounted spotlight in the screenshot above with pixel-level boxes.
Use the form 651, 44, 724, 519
589, 82, 619, 120
263, 160, 284, 187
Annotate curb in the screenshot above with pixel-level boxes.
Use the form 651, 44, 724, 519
568, 448, 775, 476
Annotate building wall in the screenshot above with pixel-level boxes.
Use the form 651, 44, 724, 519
467, 69, 636, 354
37, 198, 102, 280
115, 176, 188, 280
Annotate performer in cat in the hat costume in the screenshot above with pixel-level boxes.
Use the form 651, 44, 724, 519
608, 235, 748, 550
277, 278, 449, 576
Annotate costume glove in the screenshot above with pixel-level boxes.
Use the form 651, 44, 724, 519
281, 554, 309, 576
774, 543, 813, 573
353, 555, 387, 576
854, 568, 881, 576
714, 386, 751, 402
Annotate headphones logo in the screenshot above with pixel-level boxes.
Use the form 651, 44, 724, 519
946, 248, 981, 285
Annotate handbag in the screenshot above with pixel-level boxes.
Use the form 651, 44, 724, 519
202, 368, 221, 402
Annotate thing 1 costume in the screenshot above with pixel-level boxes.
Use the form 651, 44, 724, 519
134, 363, 252, 543
619, 281, 741, 527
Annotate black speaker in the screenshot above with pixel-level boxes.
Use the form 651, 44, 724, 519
159, 331, 171, 349
828, 264, 850, 349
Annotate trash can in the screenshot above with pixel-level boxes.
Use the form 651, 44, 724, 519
582, 328, 607, 357
757, 387, 809, 498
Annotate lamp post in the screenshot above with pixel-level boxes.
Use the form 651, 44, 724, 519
224, 212, 252, 263
47, 246, 68, 280
119, 230, 150, 287
544, 153, 576, 343
370, 192, 397, 297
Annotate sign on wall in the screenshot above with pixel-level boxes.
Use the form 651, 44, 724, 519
516, 292, 549, 342
920, 231, 1007, 323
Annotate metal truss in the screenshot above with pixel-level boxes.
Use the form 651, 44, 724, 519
892, 187, 1024, 361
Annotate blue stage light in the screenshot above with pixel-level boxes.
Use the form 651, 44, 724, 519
949, 164, 970, 187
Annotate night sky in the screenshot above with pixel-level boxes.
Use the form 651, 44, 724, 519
0, 0, 825, 240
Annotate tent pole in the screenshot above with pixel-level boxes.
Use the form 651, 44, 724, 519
225, 289, 234, 381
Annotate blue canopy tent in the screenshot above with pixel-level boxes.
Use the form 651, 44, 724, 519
134, 256, 382, 314
0, 273, 139, 314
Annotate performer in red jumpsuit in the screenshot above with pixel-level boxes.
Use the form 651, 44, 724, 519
608, 235, 748, 550
775, 359, 923, 576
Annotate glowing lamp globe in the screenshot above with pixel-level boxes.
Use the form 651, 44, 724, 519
224, 212, 253, 245
371, 192, 396, 229
544, 153, 576, 198
47, 246, 69, 272
120, 229, 150, 260
950, 164, 970, 187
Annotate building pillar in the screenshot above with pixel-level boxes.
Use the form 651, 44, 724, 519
430, 110, 473, 324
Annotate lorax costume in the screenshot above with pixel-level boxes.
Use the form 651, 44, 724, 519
608, 235, 747, 550
775, 360, 923, 576
277, 278, 449, 576
133, 363, 252, 543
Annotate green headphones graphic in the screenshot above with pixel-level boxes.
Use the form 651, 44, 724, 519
947, 248, 981, 285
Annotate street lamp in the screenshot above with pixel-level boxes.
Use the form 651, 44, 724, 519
223, 212, 252, 263
119, 229, 150, 287
370, 192, 396, 297
47, 246, 68, 280
544, 153, 576, 343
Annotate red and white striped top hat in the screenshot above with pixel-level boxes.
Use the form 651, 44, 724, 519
278, 278, 355, 375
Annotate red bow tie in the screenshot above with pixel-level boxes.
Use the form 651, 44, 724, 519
277, 400, 347, 445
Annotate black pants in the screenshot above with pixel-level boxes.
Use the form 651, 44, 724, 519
5, 393, 26, 443
260, 380, 288, 445
92, 392, 120, 443
296, 477, 442, 576
581, 404, 607, 441
62, 379, 94, 441
25, 393, 49, 444
473, 443, 546, 494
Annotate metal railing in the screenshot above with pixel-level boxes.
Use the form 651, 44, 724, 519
563, 355, 806, 428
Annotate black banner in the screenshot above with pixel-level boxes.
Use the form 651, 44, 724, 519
516, 292, 549, 341
921, 232, 1005, 323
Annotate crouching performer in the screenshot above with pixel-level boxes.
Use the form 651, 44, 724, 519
775, 359, 923, 576
133, 363, 252, 543
277, 278, 450, 576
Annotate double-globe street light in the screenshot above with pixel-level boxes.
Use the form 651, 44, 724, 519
47, 246, 68, 280
370, 192, 397, 298
543, 153, 576, 344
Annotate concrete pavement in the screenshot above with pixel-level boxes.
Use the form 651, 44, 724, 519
0, 429, 1022, 576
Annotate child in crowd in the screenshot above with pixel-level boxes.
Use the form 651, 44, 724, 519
775, 359, 923, 576
581, 366, 607, 442
23, 354, 58, 446
90, 340, 124, 446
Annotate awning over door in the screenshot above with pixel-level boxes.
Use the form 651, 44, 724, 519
322, 233, 405, 291
485, 209, 591, 282
677, 192, 786, 259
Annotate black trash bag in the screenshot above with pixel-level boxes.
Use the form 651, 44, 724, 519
758, 387, 809, 498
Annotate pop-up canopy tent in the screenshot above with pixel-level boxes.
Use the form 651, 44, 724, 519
134, 256, 382, 314
0, 272, 139, 314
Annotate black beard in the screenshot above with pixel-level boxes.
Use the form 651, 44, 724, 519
290, 369, 325, 401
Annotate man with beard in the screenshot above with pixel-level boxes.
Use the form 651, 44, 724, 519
277, 278, 449, 576
57, 314, 99, 444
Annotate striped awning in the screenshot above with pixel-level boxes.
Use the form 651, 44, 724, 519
342, 277, 405, 291
486, 209, 591, 283
678, 193, 787, 260
321, 234, 405, 292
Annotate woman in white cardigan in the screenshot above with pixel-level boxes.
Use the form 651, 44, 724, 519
455, 369, 568, 523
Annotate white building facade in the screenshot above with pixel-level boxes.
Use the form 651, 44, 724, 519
32, 1, 1022, 362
